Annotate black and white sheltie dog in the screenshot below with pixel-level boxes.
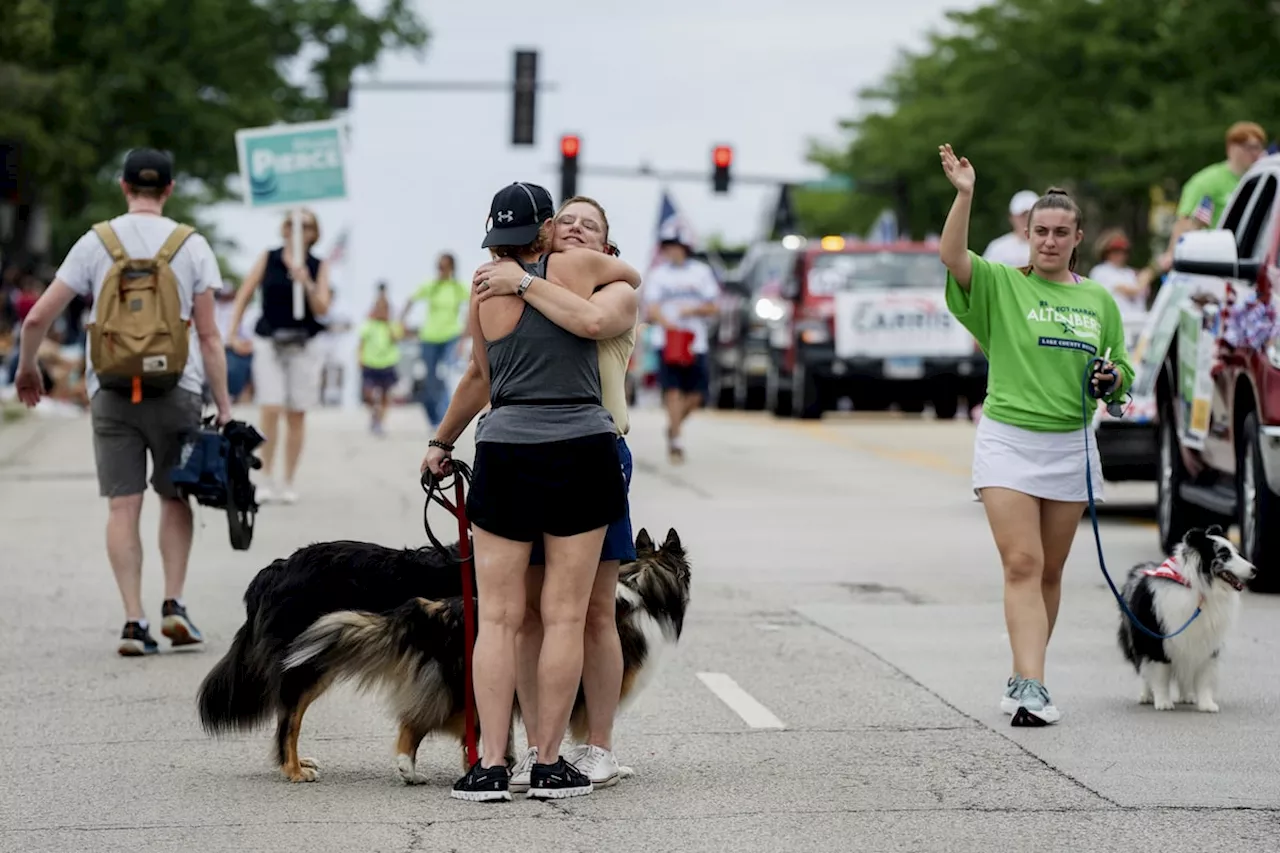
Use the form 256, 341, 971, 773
197, 528, 691, 783
1117, 525, 1254, 712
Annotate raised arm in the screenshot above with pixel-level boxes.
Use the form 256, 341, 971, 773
938, 143, 976, 290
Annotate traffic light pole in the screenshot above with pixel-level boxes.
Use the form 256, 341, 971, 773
551, 162, 803, 187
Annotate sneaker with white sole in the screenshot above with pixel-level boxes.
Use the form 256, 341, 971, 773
1010, 677, 1061, 727
527, 757, 592, 800
1000, 674, 1025, 715
565, 744, 620, 789
508, 747, 537, 794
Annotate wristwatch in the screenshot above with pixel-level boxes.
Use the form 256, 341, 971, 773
516, 273, 534, 298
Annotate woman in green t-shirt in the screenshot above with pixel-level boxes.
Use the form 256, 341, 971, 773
938, 144, 1134, 728
400, 252, 469, 426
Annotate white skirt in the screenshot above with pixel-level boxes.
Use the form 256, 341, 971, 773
972, 416, 1104, 503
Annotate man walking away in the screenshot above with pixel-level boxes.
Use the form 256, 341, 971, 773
14, 148, 232, 656
644, 228, 719, 462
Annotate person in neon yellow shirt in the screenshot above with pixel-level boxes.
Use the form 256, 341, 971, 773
400, 252, 469, 426
938, 143, 1134, 729
360, 286, 404, 436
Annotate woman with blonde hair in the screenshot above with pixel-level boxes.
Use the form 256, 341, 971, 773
229, 207, 332, 504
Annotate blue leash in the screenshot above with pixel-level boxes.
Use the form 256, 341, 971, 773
1082, 357, 1202, 640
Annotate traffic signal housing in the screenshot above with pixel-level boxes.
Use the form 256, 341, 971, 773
712, 145, 732, 193
560, 134, 580, 201
511, 50, 538, 146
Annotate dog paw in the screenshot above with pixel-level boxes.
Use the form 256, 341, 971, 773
1197, 700, 1220, 713
284, 765, 319, 783
396, 754, 428, 785
299, 757, 320, 770
1138, 689, 1154, 705
1176, 694, 1197, 705
1153, 698, 1175, 711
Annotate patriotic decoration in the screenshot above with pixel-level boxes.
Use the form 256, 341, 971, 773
1142, 558, 1190, 587
327, 228, 349, 265
1221, 290, 1278, 351
1192, 195, 1215, 227
649, 189, 697, 271
865, 209, 899, 244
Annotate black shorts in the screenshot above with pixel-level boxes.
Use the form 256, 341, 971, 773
466, 432, 626, 542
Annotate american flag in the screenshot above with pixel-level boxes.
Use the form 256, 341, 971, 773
1192, 195, 1215, 227
649, 189, 696, 272
866, 209, 899, 244
327, 228, 350, 265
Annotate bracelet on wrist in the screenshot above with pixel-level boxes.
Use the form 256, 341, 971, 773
428, 438, 454, 452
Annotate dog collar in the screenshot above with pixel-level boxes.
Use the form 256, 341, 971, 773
1142, 558, 1190, 587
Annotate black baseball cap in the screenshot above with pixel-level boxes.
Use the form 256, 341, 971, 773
122, 148, 173, 189
481, 182, 555, 249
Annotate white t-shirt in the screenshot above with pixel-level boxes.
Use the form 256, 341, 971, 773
55, 213, 223, 397
982, 232, 1030, 267
644, 259, 721, 354
1089, 262, 1147, 315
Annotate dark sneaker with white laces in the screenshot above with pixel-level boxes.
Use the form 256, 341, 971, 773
450, 761, 512, 802
527, 757, 593, 800
160, 599, 203, 648
118, 622, 159, 657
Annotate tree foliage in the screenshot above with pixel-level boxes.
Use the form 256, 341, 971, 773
802, 0, 1280, 265
1, 0, 427, 264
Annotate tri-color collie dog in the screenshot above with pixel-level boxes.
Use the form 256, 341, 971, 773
1117, 525, 1254, 712
197, 528, 691, 784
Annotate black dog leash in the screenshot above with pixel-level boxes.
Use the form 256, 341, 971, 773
420, 460, 475, 556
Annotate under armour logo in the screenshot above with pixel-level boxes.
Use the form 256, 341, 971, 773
497, 210, 514, 223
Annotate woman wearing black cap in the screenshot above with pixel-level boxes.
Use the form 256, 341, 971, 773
447, 182, 639, 802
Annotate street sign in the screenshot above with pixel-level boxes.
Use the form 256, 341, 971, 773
234, 119, 348, 209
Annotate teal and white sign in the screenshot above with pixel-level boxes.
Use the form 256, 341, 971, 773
235, 120, 348, 208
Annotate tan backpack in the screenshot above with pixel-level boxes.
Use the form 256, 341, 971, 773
87, 221, 195, 403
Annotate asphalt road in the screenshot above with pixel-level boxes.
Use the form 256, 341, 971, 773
1, 401, 1277, 852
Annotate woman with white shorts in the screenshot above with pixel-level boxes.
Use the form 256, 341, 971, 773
229, 209, 332, 504
938, 144, 1134, 727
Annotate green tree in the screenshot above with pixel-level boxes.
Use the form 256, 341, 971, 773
802, 0, 1280, 266
1, 0, 427, 266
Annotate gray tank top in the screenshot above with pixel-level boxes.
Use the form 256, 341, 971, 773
475, 255, 616, 444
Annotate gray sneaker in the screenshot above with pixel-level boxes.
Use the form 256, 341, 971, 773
508, 747, 536, 794
1000, 674, 1024, 715
1011, 678, 1061, 727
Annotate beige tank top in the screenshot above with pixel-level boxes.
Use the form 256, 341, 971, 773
597, 325, 636, 436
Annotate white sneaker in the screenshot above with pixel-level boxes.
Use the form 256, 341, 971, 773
565, 744, 620, 789
279, 486, 298, 505
256, 481, 278, 504
508, 747, 536, 794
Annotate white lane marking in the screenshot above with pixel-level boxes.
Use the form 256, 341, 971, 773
696, 672, 787, 729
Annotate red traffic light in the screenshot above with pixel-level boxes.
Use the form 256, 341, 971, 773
561, 134, 580, 158
713, 145, 732, 168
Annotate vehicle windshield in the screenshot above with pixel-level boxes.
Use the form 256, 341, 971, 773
807, 251, 946, 296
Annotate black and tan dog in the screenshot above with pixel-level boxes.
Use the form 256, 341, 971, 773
197, 528, 691, 783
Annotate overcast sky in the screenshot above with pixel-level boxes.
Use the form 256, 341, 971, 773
207, 0, 982, 318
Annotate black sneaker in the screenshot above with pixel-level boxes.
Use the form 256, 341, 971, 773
160, 599, 204, 648
450, 761, 512, 802
527, 757, 593, 800
118, 622, 159, 657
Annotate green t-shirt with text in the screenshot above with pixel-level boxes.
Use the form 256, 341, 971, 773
410, 278, 469, 343
945, 251, 1134, 432
359, 319, 403, 369
1176, 160, 1241, 229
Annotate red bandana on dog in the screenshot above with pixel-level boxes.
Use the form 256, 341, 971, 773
1142, 558, 1190, 587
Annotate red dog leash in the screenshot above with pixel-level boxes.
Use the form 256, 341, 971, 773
421, 464, 479, 767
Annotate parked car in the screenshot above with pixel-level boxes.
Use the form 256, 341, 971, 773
737, 236, 987, 419
1141, 153, 1280, 591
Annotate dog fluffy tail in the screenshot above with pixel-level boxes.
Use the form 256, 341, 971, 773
283, 598, 458, 698
197, 618, 275, 735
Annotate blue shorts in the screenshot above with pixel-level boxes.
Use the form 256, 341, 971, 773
658, 354, 709, 398
529, 436, 635, 564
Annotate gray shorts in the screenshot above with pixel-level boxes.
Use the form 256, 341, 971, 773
90, 388, 203, 499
